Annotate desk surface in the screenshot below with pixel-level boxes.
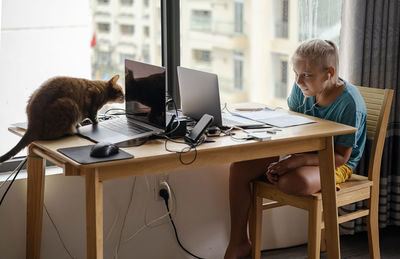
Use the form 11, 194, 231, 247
10, 111, 356, 181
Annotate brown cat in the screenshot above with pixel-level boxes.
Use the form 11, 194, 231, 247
0, 75, 124, 163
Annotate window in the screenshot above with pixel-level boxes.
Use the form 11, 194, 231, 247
143, 26, 150, 37
234, 51, 244, 90
234, 0, 244, 34
120, 0, 133, 6
120, 53, 136, 65
97, 23, 110, 33
193, 49, 211, 63
142, 44, 150, 63
272, 54, 288, 99
0, 0, 162, 161
120, 24, 134, 35
181, 0, 342, 106
298, 0, 343, 41
191, 10, 212, 32
96, 51, 112, 66
273, 0, 289, 38
91, 0, 161, 80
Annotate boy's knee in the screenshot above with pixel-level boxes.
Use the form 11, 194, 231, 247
277, 173, 315, 196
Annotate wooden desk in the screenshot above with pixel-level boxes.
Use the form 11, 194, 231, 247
11, 114, 355, 259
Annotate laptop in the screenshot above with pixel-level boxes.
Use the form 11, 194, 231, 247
77, 60, 166, 144
177, 66, 265, 128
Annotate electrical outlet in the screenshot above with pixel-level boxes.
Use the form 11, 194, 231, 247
154, 173, 169, 201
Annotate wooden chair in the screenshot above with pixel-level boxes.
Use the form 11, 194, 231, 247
249, 86, 394, 259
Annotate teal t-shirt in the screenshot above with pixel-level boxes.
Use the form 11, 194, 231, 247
287, 80, 367, 170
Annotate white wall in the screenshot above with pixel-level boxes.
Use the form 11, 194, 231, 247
0, 164, 308, 259
0, 0, 91, 155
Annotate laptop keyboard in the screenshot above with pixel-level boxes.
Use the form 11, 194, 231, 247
101, 118, 151, 135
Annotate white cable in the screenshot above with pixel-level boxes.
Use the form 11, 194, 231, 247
123, 180, 175, 242
144, 175, 151, 192
44, 203, 75, 259
123, 210, 171, 242
105, 209, 120, 241
114, 177, 137, 259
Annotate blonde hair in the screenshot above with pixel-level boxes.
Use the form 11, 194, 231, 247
292, 39, 340, 81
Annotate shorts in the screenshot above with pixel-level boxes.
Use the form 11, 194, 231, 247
335, 164, 353, 190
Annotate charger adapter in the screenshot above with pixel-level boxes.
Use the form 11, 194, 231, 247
166, 119, 187, 138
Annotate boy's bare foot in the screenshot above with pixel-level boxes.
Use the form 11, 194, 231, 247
224, 242, 251, 259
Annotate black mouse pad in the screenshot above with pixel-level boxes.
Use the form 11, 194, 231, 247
57, 145, 134, 164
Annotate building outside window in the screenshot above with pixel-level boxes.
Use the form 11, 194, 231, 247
193, 49, 211, 63
142, 44, 150, 63
143, 26, 150, 37
91, 0, 161, 81
120, 53, 136, 65
273, 0, 289, 38
191, 10, 212, 32
234, 51, 244, 90
120, 24, 134, 35
234, 0, 244, 34
181, 0, 342, 105
97, 22, 110, 33
120, 0, 133, 6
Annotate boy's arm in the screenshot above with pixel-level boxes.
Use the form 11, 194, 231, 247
300, 144, 352, 167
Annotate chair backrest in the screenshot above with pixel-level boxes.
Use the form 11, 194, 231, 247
356, 86, 394, 183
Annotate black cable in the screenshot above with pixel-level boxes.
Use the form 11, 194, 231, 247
163, 136, 198, 165
161, 95, 182, 136
44, 204, 75, 259
159, 189, 204, 259
0, 158, 27, 207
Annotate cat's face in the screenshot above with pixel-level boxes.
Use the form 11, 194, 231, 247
108, 75, 124, 103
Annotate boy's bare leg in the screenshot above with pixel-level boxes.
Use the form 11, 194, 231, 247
277, 166, 321, 195
224, 157, 278, 259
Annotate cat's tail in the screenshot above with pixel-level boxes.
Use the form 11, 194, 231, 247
0, 131, 36, 163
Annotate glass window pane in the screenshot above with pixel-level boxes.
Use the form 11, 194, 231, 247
180, 0, 342, 107
0, 0, 161, 157
234, 0, 244, 34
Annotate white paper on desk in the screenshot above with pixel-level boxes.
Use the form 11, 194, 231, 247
235, 110, 316, 128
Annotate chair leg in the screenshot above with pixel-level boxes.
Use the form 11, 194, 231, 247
249, 188, 263, 259
367, 197, 381, 259
320, 228, 327, 252
308, 199, 322, 259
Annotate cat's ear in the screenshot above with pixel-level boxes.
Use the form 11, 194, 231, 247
109, 75, 120, 86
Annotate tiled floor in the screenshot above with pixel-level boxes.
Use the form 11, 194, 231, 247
256, 226, 400, 258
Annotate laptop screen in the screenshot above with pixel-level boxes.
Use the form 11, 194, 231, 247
125, 60, 166, 129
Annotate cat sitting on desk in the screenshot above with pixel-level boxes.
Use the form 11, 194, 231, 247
0, 75, 124, 163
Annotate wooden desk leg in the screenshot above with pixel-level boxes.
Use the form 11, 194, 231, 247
318, 136, 340, 259
26, 149, 46, 259
85, 169, 103, 259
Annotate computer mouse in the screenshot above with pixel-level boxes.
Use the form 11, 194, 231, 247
90, 142, 119, 158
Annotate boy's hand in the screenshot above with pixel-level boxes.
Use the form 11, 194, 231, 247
266, 163, 279, 184
266, 155, 299, 184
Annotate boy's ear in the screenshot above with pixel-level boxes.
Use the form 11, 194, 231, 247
326, 66, 335, 80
